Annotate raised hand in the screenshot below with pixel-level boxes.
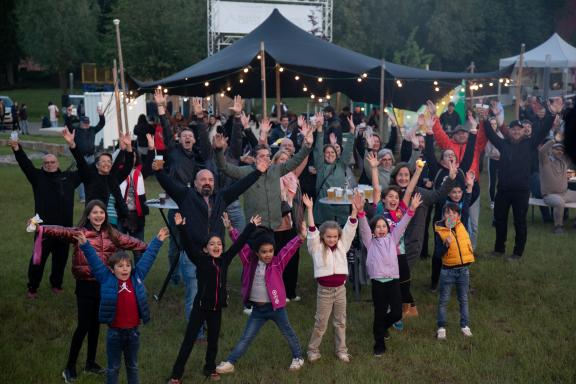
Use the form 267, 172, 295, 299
191, 97, 203, 117
240, 154, 255, 164
260, 118, 271, 136
297, 115, 305, 128
73, 231, 87, 245
240, 111, 250, 129
467, 112, 478, 134
120, 132, 132, 151
410, 192, 423, 211
448, 160, 458, 180
426, 100, 436, 116
174, 213, 185, 226
229, 95, 243, 115
329, 132, 337, 145
222, 212, 232, 230
303, 124, 314, 146
255, 156, 271, 173
250, 214, 262, 226
157, 227, 170, 241
61, 127, 76, 148
347, 115, 356, 134
146, 133, 155, 150
366, 151, 379, 168
8, 139, 19, 151
154, 88, 167, 105
388, 112, 398, 127
417, 113, 426, 128
465, 170, 475, 186
351, 190, 365, 213
548, 97, 564, 114
302, 193, 313, 208
314, 112, 324, 132
212, 133, 228, 150
366, 134, 375, 150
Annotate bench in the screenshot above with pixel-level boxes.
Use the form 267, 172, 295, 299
529, 197, 576, 222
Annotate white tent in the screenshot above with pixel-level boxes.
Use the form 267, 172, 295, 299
499, 33, 576, 68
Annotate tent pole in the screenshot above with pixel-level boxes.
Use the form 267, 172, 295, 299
514, 43, 526, 119
542, 54, 551, 101
112, 59, 123, 138
260, 41, 267, 119
379, 59, 386, 142
113, 19, 130, 135
275, 64, 282, 119
335, 92, 341, 111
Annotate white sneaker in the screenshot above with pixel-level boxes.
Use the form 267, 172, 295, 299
437, 327, 447, 340
243, 307, 252, 315
307, 351, 321, 363
336, 353, 351, 363
292, 296, 302, 302
215, 361, 235, 374
490, 202, 494, 210
289, 358, 304, 371
461, 326, 473, 337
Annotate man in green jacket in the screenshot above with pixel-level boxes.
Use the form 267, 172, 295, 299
213, 124, 313, 230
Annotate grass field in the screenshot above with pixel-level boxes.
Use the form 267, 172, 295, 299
1, 141, 575, 383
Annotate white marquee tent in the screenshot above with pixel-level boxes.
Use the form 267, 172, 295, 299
499, 33, 576, 68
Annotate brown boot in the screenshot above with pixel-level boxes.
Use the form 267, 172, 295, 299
405, 304, 419, 318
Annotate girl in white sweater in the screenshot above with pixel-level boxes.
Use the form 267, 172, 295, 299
302, 192, 358, 363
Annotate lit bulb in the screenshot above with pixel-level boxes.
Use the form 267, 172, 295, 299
479, 83, 483, 88
310, 94, 315, 99
433, 81, 438, 86
499, 78, 504, 83
357, 77, 362, 82
257, 54, 262, 59
206, 96, 211, 101
303, 86, 308, 92
396, 80, 403, 87
239, 78, 244, 83
183, 97, 189, 102
157, 86, 162, 90
220, 92, 225, 97
163, 88, 168, 93
489, 82, 494, 87
226, 86, 231, 91
326, 94, 331, 100
185, 77, 188, 80
361, 107, 365, 112
434, 87, 440, 92
243, 68, 249, 73
279, 67, 284, 72
406, 115, 411, 119
129, 90, 133, 95
362, 73, 368, 78
318, 98, 323, 102
204, 81, 209, 87
441, 101, 446, 105
294, 75, 300, 80
318, 77, 323, 82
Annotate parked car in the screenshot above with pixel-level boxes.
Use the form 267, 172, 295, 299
0, 96, 14, 129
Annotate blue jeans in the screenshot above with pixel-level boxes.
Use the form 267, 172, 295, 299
226, 304, 302, 363
437, 267, 470, 328
226, 200, 246, 233
107, 327, 139, 384
180, 252, 197, 321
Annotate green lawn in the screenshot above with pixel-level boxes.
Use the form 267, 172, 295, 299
1, 148, 575, 384
0, 88, 82, 124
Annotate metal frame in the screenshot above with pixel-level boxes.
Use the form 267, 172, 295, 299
207, 0, 333, 55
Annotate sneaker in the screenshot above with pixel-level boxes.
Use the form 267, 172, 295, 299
51, 287, 64, 294
167, 379, 182, 384
461, 326, 473, 337
291, 296, 302, 302
336, 353, 351, 363
288, 358, 304, 371
506, 254, 522, 262
393, 320, 404, 331
243, 307, 252, 315
490, 202, 494, 210
62, 368, 77, 383
383, 328, 390, 340
215, 361, 235, 374
26, 290, 38, 299
373, 347, 386, 357
307, 351, 321, 363
437, 327, 447, 340
84, 362, 105, 374
553, 226, 564, 234
286, 298, 290, 303
429, 284, 438, 293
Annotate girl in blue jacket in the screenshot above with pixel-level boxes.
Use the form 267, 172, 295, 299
74, 227, 168, 384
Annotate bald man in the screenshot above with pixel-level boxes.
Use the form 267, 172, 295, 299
9, 140, 82, 298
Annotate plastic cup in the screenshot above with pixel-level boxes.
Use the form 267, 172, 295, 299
335, 188, 343, 202
327, 188, 336, 201
159, 192, 167, 205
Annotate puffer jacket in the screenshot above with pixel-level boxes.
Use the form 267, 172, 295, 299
42, 224, 147, 280
79, 237, 163, 324
215, 141, 312, 229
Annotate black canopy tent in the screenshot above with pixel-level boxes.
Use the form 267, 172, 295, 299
137, 9, 514, 111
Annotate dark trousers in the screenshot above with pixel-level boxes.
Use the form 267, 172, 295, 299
67, 282, 101, 370
431, 256, 442, 289
27, 236, 69, 291
488, 158, 499, 202
494, 189, 530, 256
171, 305, 222, 379
398, 253, 414, 304
420, 204, 433, 259
276, 229, 300, 299
371, 279, 402, 351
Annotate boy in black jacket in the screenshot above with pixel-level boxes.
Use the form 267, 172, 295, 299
484, 97, 563, 260
168, 213, 259, 383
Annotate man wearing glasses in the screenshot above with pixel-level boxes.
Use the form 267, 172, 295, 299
8, 139, 82, 298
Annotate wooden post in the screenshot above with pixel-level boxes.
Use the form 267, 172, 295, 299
260, 42, 267, 119
379, 59, 386, 141
335, 92, 341, 112
275, 64, 282, 118
514, 43, 526, 119
468, 61, 476, 104
112, 60, 123, 138
113, 19, 130, 135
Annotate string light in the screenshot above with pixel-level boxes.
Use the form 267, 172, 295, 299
362, 73, 368, 78
318, 98, 323, 102
206, 96, 211, 101
303, 86, 308, 92
357, 77, 362, 82
433, 81, 438, 86
226, 86, 231, 91
204, 81, 209, 87
257, 54, 262, 59
489, 82, 494, 87
279, 67, 284, 72
499, 78, 504, 83
310, 94, 315, 99
396, 80, 403, 87
434, 87, 440, 92
478, 83, 484, 88
294, 75, 300, 80
157, 85, 162, 90
239, 78, 244, 84
163, 88, 168, 94
318, 77, 323, 82
129, 90, 133, 95
183, 97, 189, 102
185, 77, 188, 80
326, 94, 331, 100
220, 92, 225, 97
243, 67, 249, 73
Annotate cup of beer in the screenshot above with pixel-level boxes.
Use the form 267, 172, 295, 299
159, 192, 167, 205
154, 155, 164, 169
346, 189, 353, 201
335, 188, 344, 202
327, 187, 336, 201
364, 186, 374, 202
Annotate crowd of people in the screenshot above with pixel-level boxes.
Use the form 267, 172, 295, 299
8, 88, 572, 383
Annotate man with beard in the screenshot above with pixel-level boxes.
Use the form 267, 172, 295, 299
153, 158, 269, 320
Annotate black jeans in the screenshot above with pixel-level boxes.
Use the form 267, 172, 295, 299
67, 281, 101, 371
398, 253, 414, 304
371, 279, 402, 351
276, 229, 300, 299
27, 236, 69, 291
420, 204, 433, 259
494, 189, 530, 256
488, 158, 499, 202
171, 305, 222, 379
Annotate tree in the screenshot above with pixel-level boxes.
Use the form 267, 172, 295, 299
15, 0, 100, 89
393, 27, 433, 68
0, 0, 22, 86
